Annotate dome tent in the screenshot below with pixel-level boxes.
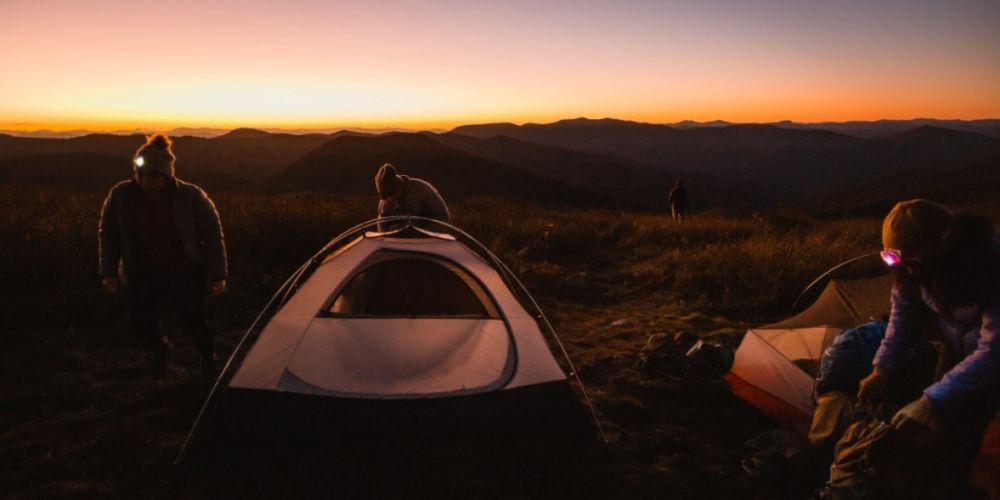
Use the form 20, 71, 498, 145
177, 217, 602, 462
726, 275, 894, 427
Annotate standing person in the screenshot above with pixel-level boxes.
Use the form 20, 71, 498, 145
667, 180, 690, 222
99, 134, 228, 379
374, 163, 450, 231
857, 199, 999, 495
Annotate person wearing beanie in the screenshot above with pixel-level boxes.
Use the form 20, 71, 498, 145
856, 199, 1000, 493
374, 163, 450, 231
98, 134, 228, 379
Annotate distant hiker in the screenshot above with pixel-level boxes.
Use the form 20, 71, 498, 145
99, 134, 227, 379
851, 199, 1000, 495
667, 180, 689, 222
374, 163, 450, 231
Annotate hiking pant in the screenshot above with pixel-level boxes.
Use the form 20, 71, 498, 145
670, 205, 686, 221
128, 268, 214, 357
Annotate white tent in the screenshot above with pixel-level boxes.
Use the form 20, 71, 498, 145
178, 218, 598, 460
728, 275, 894, 419
230, 225, 567, 398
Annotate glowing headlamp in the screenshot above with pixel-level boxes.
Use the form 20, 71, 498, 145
880, 249, 902, 267
134, 156, 145, 168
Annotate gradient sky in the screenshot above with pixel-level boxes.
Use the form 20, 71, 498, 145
2, 0, 998, 131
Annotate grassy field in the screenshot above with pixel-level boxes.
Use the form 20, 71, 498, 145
0, 187, 886, 328
0, 186, 914, 498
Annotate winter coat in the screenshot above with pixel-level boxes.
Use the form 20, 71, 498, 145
668, 186, 689, 210
377, 175, 450, 225
873, 239, 1000, 411
99, 178, 227, 284
817, 320, 887, 396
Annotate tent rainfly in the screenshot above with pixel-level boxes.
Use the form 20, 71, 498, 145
177, 217, 601, 461
726, 275, 894, 427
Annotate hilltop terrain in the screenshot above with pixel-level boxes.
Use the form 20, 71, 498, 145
3, 117, 999, 213
2, 118, 999, 498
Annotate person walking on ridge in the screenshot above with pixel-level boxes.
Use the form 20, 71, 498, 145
668, 180, 690, 222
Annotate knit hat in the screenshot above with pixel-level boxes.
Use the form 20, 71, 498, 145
375, 163, 402, 198
882, 199, 962, 261
133, 134, 176, 177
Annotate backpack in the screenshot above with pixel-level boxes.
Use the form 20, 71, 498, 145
636, 332, 733, 380
636, 331, 697, 379
817, 404, 956, 500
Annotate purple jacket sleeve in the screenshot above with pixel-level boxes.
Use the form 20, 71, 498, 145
924, 292, 1000, 410
873, 281, 924, 371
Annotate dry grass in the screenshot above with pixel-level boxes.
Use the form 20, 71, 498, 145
1, 188, 884, 329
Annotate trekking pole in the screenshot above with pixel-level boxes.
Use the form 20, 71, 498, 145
173, 258, 309, 465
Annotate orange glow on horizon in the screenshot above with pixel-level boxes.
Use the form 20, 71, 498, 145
2, 0, 998, 133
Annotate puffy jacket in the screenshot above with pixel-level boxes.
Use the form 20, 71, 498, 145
99, 178, 227, 283
873, 240, 1000, 411
377, 175, 449, 230
817, 319, 887, 396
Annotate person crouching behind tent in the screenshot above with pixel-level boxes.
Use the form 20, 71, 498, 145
856, 199, 999, 494
99, 134, 228, 379
374, 163, 450, 231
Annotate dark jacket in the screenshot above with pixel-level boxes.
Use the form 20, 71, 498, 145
668, 185, 689, 210
99, 178, 227, 284
377, 175, 449, 230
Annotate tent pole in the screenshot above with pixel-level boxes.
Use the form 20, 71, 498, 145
789, 252, 881, 314
173, 258, 310, 465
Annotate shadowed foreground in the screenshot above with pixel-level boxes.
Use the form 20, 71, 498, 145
2, 188, 918, 498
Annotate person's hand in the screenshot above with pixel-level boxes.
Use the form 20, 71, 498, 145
102, 277, 119, 294
210, 280, 226, 296
857, 368, 892, 403
891, 395, 935, 431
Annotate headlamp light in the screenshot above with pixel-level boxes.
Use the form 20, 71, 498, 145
880, 249, 902, 267
134, 156, 145, 168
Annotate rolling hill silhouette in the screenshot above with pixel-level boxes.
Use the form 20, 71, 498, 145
4, 119, 1000, 214
0, 152, 250, 192
771, 119, 1000, 139
0, 131, 333, 183
452, 118, 1000, 201
0, 153, 130, 192
807, 155, 1000, 217
275, 133, 611, 206
0, 133, 145, 161
433, 132, 761, 209
170, 132, 332, 181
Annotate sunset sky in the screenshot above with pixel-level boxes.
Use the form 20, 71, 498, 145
2, 0, 998, 132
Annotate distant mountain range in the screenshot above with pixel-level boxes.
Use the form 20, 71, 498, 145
0, 126, 447, 139
666, 118, 1000, 138
2, 117, 998, 213
452, 118, 1000, 203
3, 117, 998, 139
